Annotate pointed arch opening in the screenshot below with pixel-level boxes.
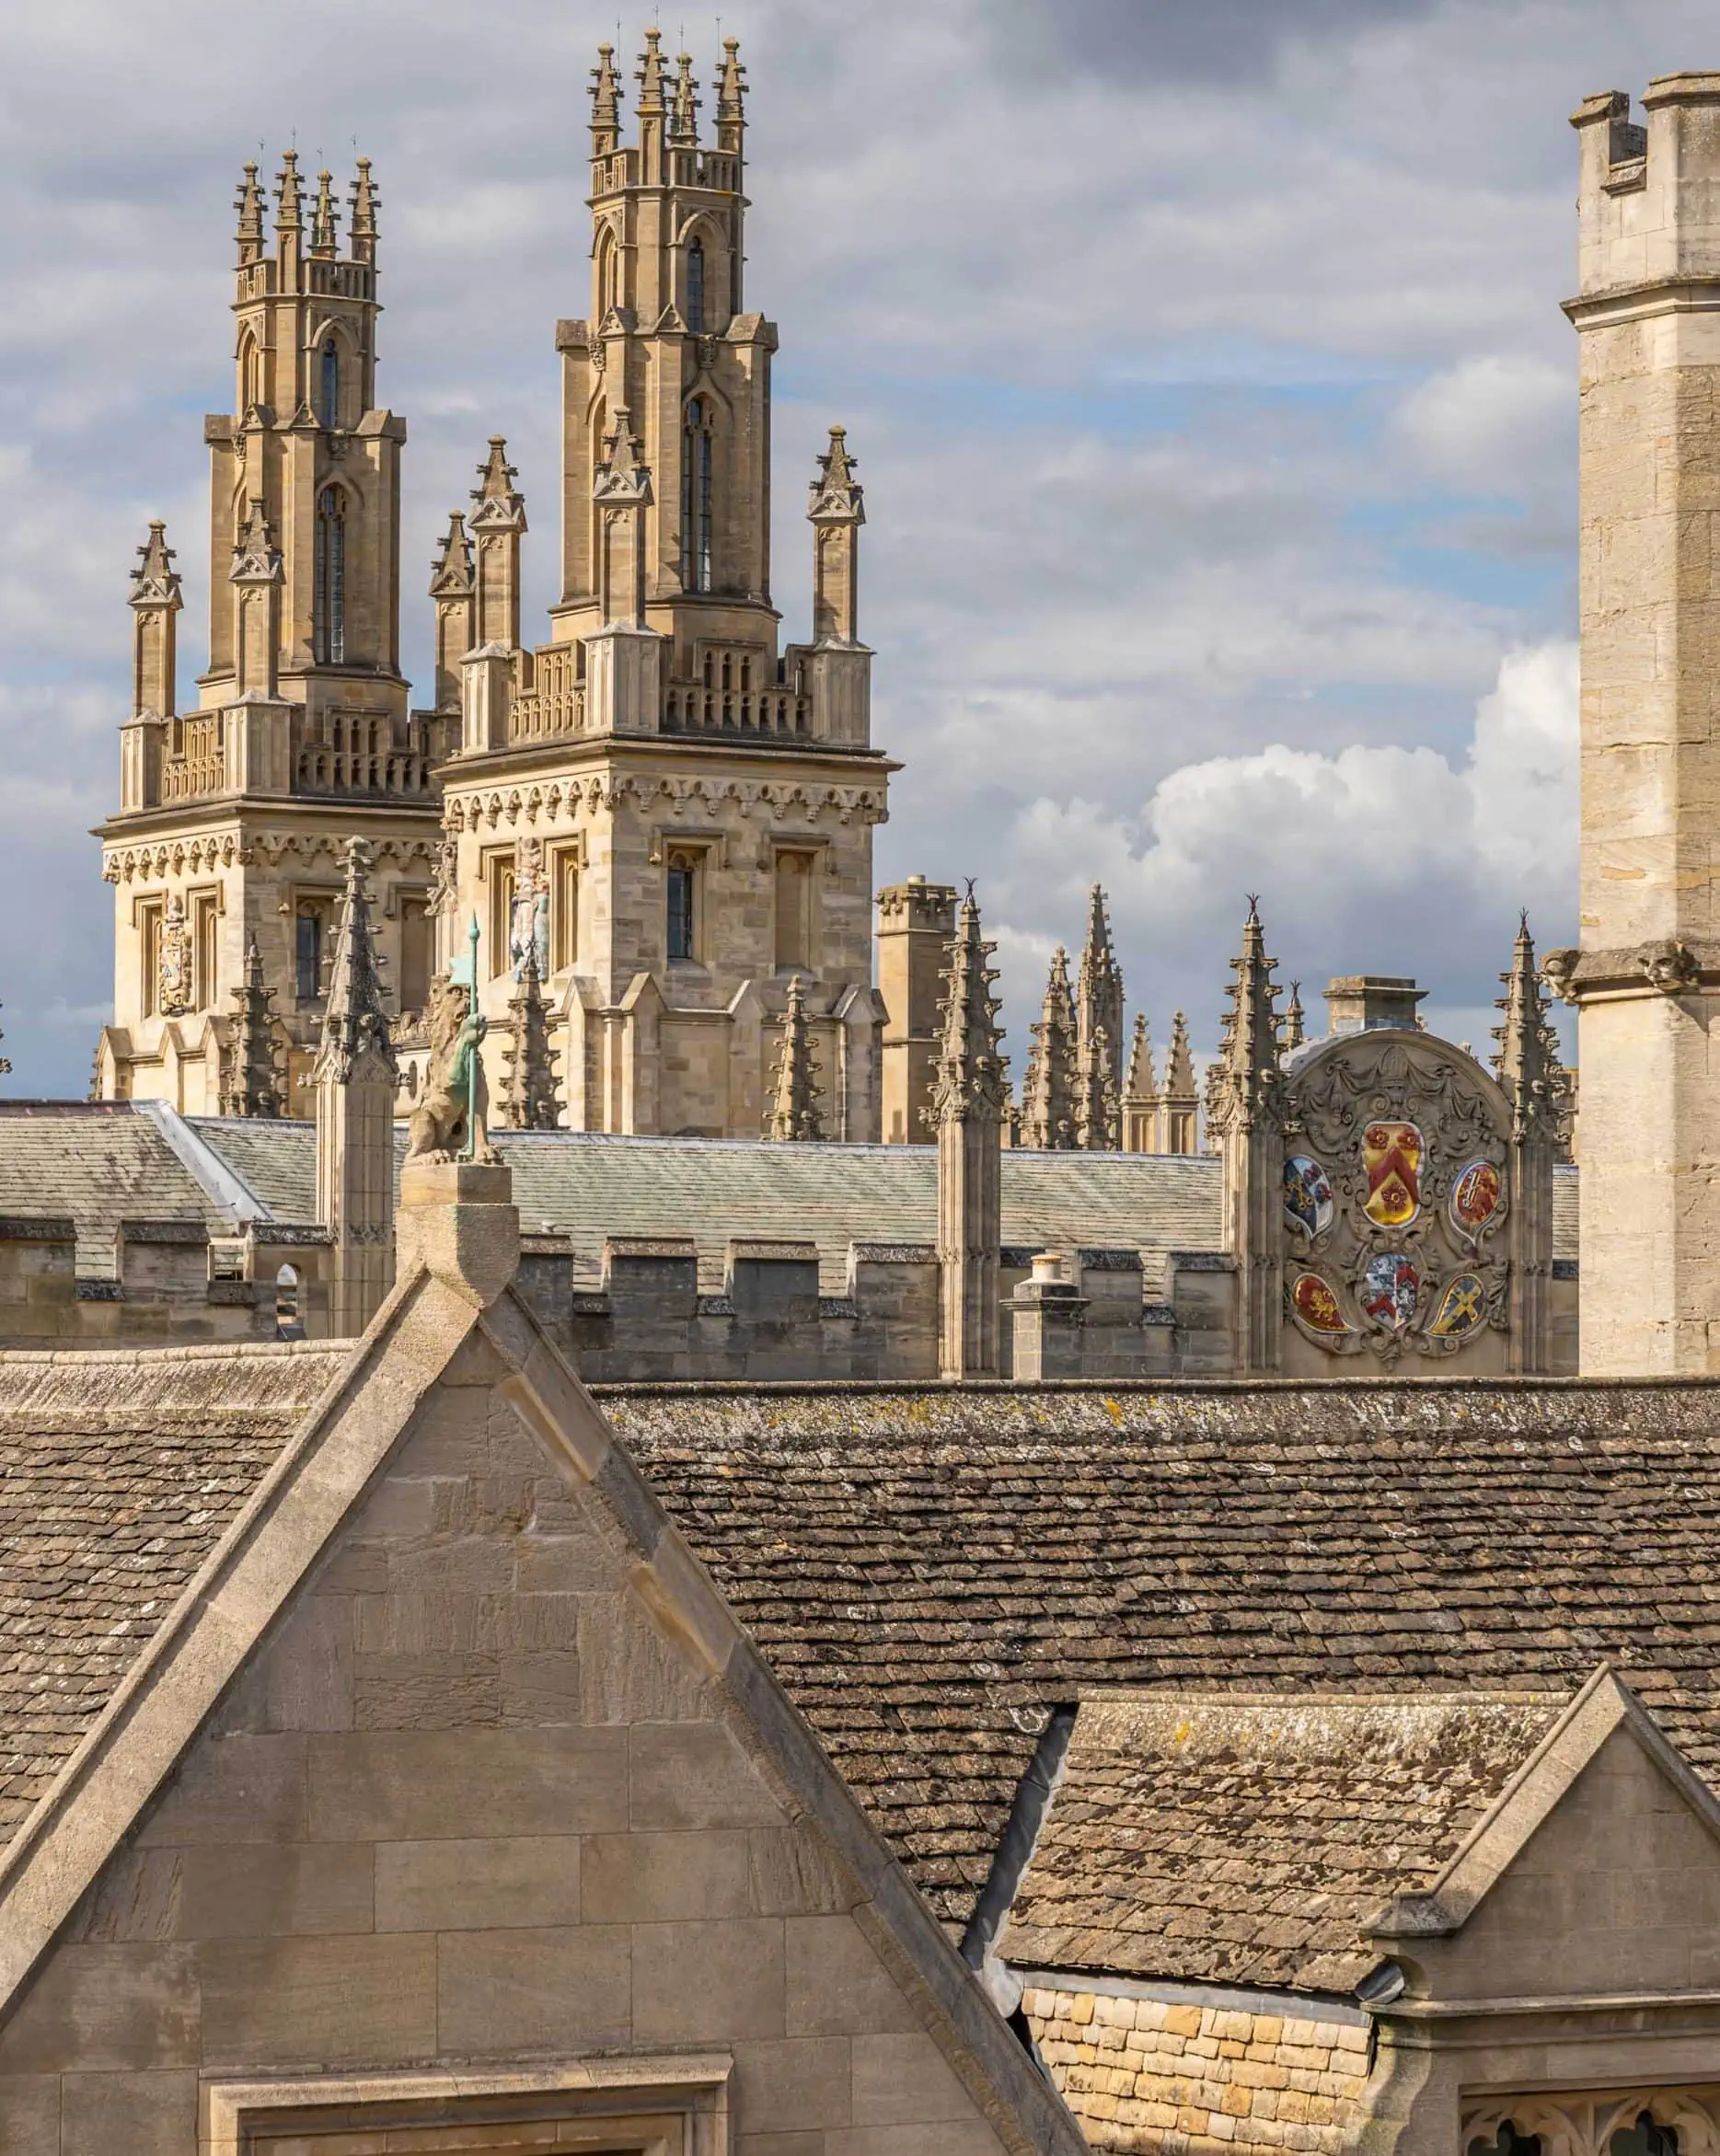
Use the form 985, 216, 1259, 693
681, 396, 713, 594
687, 236, 706, 334
237, 329, 262, 414
596, 225, 619, 318
315, 485, 347, 664
319, 336, 341, 429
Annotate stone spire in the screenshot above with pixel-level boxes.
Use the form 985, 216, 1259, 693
429, 509, 476, 711
1492, 913, 1559, 1374
129, 520, 182, 721
808, 426, 865, 644
715, 35, 746, 152
347, 156, 378, 264
1283, 980, 1306, 1054
636, 28, 668, 119
274, 147, 304, 242
1122, 1013, 1160, 1152
314, 839, 398, 1335
768, 975, 825, 1141
309, 168, 340, 257
499, 941, 561, 1131
221, 935, 284, 1119
1075, 883, 1126, 1141
1161, 1010, 1198, 1154
1020, 947, 1077, 1148
1211, 902, 1283, 1135
234, 160, 265, 265
591, 41, 622, 154
469, 437, 527, 651
934, 885, 1007, 1378
1212, 900, 1286, 1374
1075, 1025, 1120, 1151
669, 51, 700, 147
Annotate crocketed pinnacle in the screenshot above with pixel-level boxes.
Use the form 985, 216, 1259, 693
428, 510, 474, 599
1165, 1010, 1197, 1102
768, 974, 824, 1142
930, 887, 1008, 1124
1282, 980, 1306, 1054
470, 436, 527, 530
499, 940, 561, 1131
313, 839, 398, 1085
1075, 1023, 1120, 1150
235, 161, 265, 261
715, 35, 746, 140
669, 51, 699, 146
348, 157, 378, 261
222, 935, 284, 1119
1124, 1012, 1157, 1103
1021, 946, 1078, 1149
1211, 900, 1282, 1135
130, 521, 181, 610
229, 499, 282, 585
309, 168, 340, 256
274, 147, 303, 236
1493, 912, 1556, 1145
1075, 882, 1125, 1119
807, 425, 864, 525
591, 41, 622, 147
636, 28, 667, 117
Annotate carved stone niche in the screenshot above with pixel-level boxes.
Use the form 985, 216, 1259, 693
1278, 1029, 1515, 1378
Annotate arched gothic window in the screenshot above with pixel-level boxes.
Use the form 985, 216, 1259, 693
687, 237, 706, 333
597, 228, 618, 317
681, 398, 713, 594
314, 486, 346, 664
319, 338, 340, 429
238, 332, 262, 413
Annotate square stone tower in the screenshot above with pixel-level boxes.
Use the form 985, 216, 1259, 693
1564, 76, 1720, 1372
433, 33, 895, 1139
96, 155, 449, 1114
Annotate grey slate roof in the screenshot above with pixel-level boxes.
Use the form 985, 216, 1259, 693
0, 1341, 349, 1850
997, 1690, 1565, 1992
0, 1102, 223, 1276
607, 1378, 1720, 1951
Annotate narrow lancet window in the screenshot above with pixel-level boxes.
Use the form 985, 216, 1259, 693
687, 237, 705, 333
667, 853, 697, 962
319, 338, 340, 429
314, 486, 346, 663
681, 398, 713, 594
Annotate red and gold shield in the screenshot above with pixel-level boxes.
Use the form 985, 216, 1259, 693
1362, 1120, 1422, 1228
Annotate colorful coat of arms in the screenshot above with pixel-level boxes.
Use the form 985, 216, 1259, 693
1283, 1156, 1333, 1239
1291, 1272, 1349, 1334
1429, 1274, 1485, 1341
1450, 1159, 1502, 1234
1362, 1120, 1422, 1228
1359, 1251, 1418, 1330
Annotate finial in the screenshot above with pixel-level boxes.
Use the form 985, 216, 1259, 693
499, 932, 562, 1132
468, 436, 527, 533
716, 33, 745, 147
274, 147, 304, 236
309, 168, 340, 257
1124, 1012, 1158, 1105
1210, 901, 1282, 1137
222, 932, 284, 1118
313, 838, 398, 1087
129, 520, 182, 610
807, 424, 865, 525
1020, 946, 1078, 1149
1494, 912, 1562, 1146
348, 156, 378, 263
429, 508, 475, 598
235, 159, 265, 263
637, 28, 668, 116
1283, 980, 1306, 1054
669, 49, 699, 146
768, 974, 825, 1142
591, 40, 623, 149
930, 885, 1008, 1128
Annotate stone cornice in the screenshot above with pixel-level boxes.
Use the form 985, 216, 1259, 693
1563, 276, 1720, 329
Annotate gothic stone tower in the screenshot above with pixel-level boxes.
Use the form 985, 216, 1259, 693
95, 154, 449, 1114
1563, 77, 1720, 1373
436, 33, 893, 1138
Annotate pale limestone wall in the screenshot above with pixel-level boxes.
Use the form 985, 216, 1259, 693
1022, 1987, 1368, 2156
1570, 84, 1720, 1373
0, 1354, 1014, 2155
444, 749, 885, 1139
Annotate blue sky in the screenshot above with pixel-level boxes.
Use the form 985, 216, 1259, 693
0, 0, 1703, 1090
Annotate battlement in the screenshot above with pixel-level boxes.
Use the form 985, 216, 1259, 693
1571, 76, 1720, 302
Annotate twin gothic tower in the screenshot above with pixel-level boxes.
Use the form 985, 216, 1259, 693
96, 32, 891, 1138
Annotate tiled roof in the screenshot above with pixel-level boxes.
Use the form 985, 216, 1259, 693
0, 1103, 219, 1276
998, 1690, 1564, 1991
607, 1379, 1720, 1946
0, 1341, 348, 1850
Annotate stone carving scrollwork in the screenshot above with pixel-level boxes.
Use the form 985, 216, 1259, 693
1281, 1032, 1511, 1366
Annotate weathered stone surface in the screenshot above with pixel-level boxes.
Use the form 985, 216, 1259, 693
374, 1835, 582, 1932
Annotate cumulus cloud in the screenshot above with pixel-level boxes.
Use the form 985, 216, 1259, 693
987, 642, 1577, 1056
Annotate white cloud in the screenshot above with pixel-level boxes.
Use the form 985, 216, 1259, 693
1394, 353, 1571, 491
